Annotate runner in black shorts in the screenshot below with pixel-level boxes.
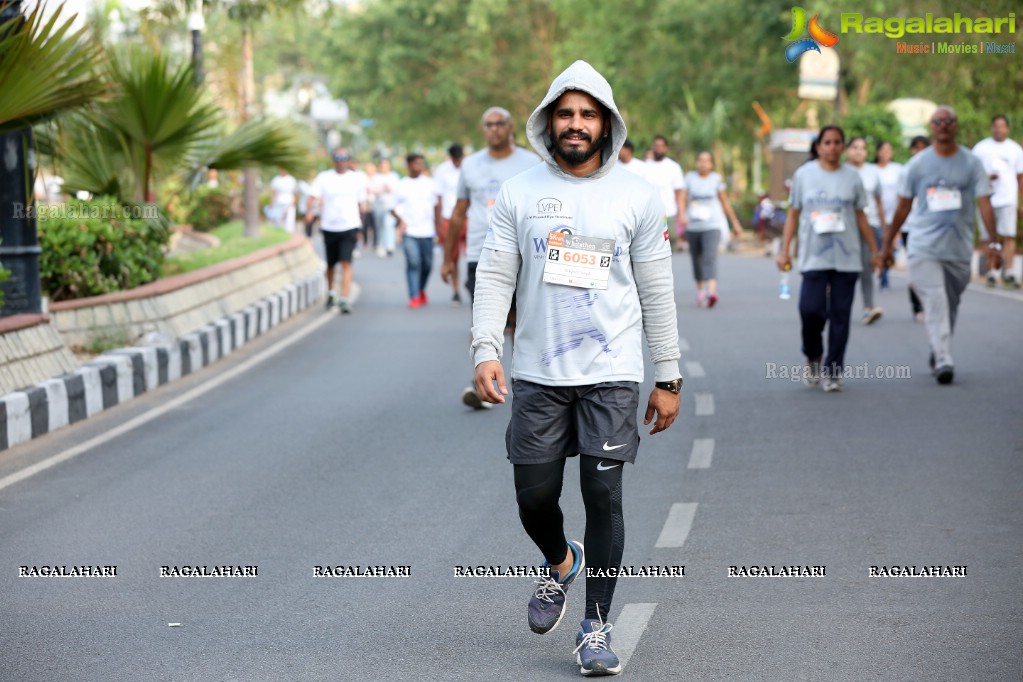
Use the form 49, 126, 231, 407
471, 62, 683, 677
306, 148, 369, 314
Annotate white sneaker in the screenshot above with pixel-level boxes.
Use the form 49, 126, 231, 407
863, 307, 883, 325
822, 378, 844, 392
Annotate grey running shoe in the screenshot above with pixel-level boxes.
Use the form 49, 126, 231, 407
575, 614, 621, 676
863, 307, 883, 325
338, 300, 352, 314
461, 386, 492, 410
326, 292, 338, 309
986, 274, 997, 288
803, 358, 821, 388
822, 377, 844, 393
935, 365, 954, 385
1004, 275, 1021, 290
528, 540, 585, 635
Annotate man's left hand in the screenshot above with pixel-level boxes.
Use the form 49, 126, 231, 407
644, 388, 680, 435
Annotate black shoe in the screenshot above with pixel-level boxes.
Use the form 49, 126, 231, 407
934, 365, 954, 385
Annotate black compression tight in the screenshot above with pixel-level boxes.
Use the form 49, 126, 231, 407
513, 456, 625, 620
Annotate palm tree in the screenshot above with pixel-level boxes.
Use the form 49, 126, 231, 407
45, 46, 308, 208
0, 1, 106, 315
142, 0, 312, 236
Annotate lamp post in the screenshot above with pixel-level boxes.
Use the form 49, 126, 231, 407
0, 0, 42, 317
188, 0, 205, 85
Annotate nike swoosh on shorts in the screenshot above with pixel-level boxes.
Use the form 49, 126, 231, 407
602, 442, 627, 451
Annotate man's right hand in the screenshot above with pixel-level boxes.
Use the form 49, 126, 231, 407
474, 360, 508, 404
776, 252, 792, 272
440, 258, 456, 284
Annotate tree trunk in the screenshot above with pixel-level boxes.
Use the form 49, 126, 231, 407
241, 22, 259, 238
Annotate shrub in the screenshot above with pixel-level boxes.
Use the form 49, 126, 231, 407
186, 185, 234, 232
38, 196, 170, 302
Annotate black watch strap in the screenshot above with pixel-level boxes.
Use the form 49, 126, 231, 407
655, 378, 683, 394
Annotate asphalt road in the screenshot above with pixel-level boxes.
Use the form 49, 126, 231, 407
1, 245, 1021, 681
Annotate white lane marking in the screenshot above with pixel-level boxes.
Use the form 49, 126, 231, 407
678, 338, 690, 353
0, 312, 334, 494
655, 502, 698, 548
613, 603, 657, 671
684, 361, 705, 378
694, 393, 715, 416
688, 439, 714, 469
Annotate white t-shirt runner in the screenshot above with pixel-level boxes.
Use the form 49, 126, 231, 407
643, 158, 686, 218
971, 137, 1023, 208
433, 159, 461, 220
310, 169, 367, 232
392, 175, 438, 238
484, 164, 671, 385
457, 147, 540, 262
270, 174, 297, 206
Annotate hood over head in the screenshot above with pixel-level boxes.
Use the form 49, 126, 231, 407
526, 60, 627, 180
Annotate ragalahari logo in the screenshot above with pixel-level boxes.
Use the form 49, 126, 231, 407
783, 6, 839, 62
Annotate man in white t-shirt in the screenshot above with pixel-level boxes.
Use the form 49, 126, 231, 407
268, 168, 297, 233
392, 154, 439, 308
306, 148, 368, 314
643, 134, 686, 251
971, 114, 1023, 288
470, 60, 682, 677
439, 106, 540, 410
617, 138, 647, 179
433, 144, 464, 303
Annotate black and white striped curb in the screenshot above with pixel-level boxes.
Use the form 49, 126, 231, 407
0, 276, 325, 452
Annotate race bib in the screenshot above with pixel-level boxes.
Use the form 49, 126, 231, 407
926, 187, 961, 212
689, 201, 712, 221
542, 232, 615, 290
810, 211, 843, 234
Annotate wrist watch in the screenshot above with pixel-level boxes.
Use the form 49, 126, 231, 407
655, 378, 684, 394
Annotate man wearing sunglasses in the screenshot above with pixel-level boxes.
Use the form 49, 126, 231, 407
440, 107, 540, 409
307, 148, 369, 314
882, 105, 998, 385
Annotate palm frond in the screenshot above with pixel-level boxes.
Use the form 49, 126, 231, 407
0, 2, 106, 133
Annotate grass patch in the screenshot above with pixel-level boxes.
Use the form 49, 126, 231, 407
74, 328, 134, 356
163, 221, 293, 276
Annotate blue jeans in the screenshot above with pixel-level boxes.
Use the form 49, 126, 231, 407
403, 236, 434, 299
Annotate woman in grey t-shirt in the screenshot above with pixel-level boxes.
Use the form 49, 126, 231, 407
680, 151, 744, 308
776, 126, 881, 392
845, 136, 887, 325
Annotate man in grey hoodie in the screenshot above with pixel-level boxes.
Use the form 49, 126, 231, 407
470, 60, 683, 676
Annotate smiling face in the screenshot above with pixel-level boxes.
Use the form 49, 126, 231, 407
547, 90, 609, 170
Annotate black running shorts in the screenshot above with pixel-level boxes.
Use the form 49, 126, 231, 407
505, 380, 640, 465
323, 228, 358, 268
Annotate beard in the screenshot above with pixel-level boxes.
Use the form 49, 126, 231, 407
652, 150, 666, 161
552, 129, 605, 166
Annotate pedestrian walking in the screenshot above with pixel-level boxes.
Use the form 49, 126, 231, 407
643, 134, 686, 251
681, 150, 743, 308
439, 106, 539, 410
882, 106, 999, 385
306, 148, 368, 314
777, 125, 881, 392
971, 115, 1023, 289
392, 154, 438, 308
845, 136, 886, 324
434, 144, 465, 304
470, 60, 683, 676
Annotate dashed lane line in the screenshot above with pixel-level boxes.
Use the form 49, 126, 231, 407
613, 603, 658, 671
694, 393, 715, 416
655, 502, 698, 548
684, 361, 705, 378
688, 438, 715, 469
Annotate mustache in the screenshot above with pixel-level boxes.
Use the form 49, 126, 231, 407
559, 129, 592, 142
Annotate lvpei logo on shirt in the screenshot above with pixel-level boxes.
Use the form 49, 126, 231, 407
783, 6, 839, 62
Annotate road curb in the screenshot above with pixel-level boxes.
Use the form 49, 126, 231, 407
0, 275, 325, 452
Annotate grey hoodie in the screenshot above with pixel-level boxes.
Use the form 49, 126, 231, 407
526, 60, 628, 181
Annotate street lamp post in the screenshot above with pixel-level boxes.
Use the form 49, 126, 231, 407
188, 0, 205, 85
0, 0, 42, 317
